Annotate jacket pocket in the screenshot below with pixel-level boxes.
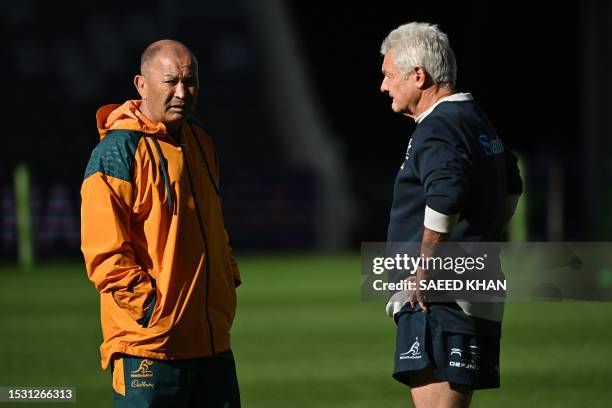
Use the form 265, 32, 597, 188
136, 291, 157, 328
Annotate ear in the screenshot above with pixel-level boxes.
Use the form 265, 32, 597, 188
134, 74, 146, 99
413, 66, 428, 89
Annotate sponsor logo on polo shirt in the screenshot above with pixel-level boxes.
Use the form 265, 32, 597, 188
479, 134, 504, 156
401, 138, 414, 170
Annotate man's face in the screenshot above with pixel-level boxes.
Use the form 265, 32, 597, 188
380, 50, 418, 117
136, 50, 199, 130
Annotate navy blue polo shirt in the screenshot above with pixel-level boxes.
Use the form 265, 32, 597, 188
387, 95, 522, 243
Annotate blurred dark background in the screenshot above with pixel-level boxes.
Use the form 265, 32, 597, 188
2, 0, 611, 260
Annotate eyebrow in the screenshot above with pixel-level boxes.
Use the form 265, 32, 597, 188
161, 74, 198, 83
162, 72, 196, 78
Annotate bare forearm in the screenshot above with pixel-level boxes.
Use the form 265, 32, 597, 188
420, 226, 448, 257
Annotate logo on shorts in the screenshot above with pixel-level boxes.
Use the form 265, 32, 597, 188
399, 337, 422, 360
449, 345, 480, 371
130, 359, 154, 378
131, 379, 155, 389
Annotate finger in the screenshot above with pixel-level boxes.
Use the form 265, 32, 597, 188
419, 301, 428, 313
408, 292, 415, 309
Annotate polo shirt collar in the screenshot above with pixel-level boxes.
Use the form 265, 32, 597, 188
415, 92, 473, 124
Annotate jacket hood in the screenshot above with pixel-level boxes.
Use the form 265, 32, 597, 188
96, 100, 167, 140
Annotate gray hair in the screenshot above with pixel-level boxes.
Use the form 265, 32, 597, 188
380, 22, 457, 88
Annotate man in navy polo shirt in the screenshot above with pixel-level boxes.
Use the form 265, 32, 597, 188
380, 22, 522, 407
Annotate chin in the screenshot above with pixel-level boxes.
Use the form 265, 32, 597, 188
165, 114, 185, 124
392, 103, 409, 115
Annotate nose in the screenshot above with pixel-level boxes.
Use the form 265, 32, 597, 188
174, 81, 186, 100
380, 78, 388, 93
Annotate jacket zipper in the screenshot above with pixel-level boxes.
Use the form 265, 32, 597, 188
179, 126, 216, 355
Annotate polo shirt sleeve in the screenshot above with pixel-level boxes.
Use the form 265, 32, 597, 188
411, 123, 472, 232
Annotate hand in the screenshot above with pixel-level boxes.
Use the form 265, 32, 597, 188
412, 267, 429, 313
385, 274, 428, 319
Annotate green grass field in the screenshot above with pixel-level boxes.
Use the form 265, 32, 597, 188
1, 255, 611, 407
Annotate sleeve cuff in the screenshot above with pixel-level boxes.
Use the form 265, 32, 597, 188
424, 205, 459, 233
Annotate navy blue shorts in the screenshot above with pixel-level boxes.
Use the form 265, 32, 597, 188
393, 305, 500, 390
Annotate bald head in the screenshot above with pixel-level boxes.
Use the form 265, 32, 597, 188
134, 39, 200, 136
140, 39, 198, 76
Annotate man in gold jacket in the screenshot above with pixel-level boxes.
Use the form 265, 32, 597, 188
81, 39, 241, 407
